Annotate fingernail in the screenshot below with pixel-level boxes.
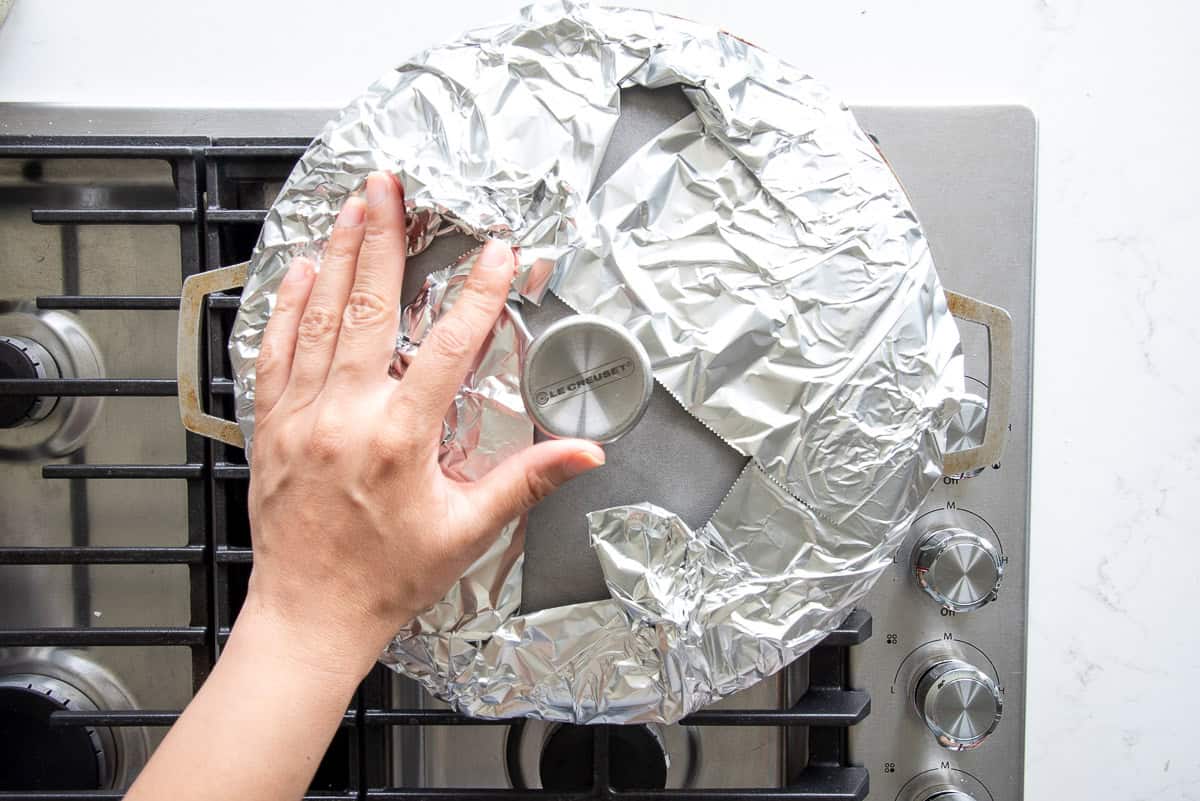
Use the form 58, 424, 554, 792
388, 171, 405, 200
563, 446, 605, 479
478, 239, 513, 271
284, 257, 315, 283
336, 196, 366, 228
366, 172, 390, 208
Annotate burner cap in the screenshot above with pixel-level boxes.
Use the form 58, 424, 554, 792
0, 679, 105, 790
0, 335, 58, 428
538, 724, 668, 791
519, 315, 653, 444
0, 309, 103, 456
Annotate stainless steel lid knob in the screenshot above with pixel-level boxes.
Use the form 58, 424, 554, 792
519, 314, 654, 444
914, 659, 1003, 751
911, 527, 1003, 612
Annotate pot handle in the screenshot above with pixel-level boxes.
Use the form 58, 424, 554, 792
942, 290, 1013, 477
177, 262, 248, 449
178, 269, 1015, 471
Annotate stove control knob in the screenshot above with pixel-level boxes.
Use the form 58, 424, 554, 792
0, 334, 60, 428
911, 527, 1003, 612
905, 791, 978, 801
914, 659, 1002, 750
945, 392, 988, 478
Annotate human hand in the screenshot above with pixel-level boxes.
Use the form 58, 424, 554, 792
242, 172, 605, 678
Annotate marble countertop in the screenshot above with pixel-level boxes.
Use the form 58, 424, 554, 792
2, 0, 1197, 796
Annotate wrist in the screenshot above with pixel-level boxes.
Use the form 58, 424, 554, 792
232, 590, 393, 683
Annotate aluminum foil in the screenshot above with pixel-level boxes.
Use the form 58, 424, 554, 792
228, 1, 963, 724
390, 250, 533, 639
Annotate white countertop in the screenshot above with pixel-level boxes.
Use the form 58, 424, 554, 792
2, 0, 1198, 797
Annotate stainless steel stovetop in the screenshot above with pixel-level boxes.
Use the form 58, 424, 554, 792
0, 102, 1035, 801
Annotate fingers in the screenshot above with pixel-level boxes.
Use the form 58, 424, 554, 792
254, 257, 316, 421
397, 239, 515, 427
330, 172, 407, 384
463, 439, 605, 537
285, 196, 365, 407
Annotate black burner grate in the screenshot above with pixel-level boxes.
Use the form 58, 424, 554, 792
0, 136, 871, 801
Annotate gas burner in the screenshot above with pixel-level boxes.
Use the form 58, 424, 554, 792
0, 303, 104, 459
0, 649, 149, 790
0, 674, 112, 789
507, 719, 699, 790
0, 103, 1034, 800
0, 335, 60, 426
539, 725, 668, 791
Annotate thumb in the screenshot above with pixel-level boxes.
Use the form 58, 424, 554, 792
466, 439, 605, 535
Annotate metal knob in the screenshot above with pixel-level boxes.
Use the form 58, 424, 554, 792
911, 527, 1003, 612
894, 762, 992, 801
914, 659, 1002, 750
904, 791, 978, 801
519, 314, 654, 444
945, 392, 987, 478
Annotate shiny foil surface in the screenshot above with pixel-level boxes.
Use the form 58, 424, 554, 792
229, 1, 963, 723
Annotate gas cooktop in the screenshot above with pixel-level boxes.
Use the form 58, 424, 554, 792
0, 101, 1035, 801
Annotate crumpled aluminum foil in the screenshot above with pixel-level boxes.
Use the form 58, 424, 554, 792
390, 250, 533, 640
229, 1, 963, 724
